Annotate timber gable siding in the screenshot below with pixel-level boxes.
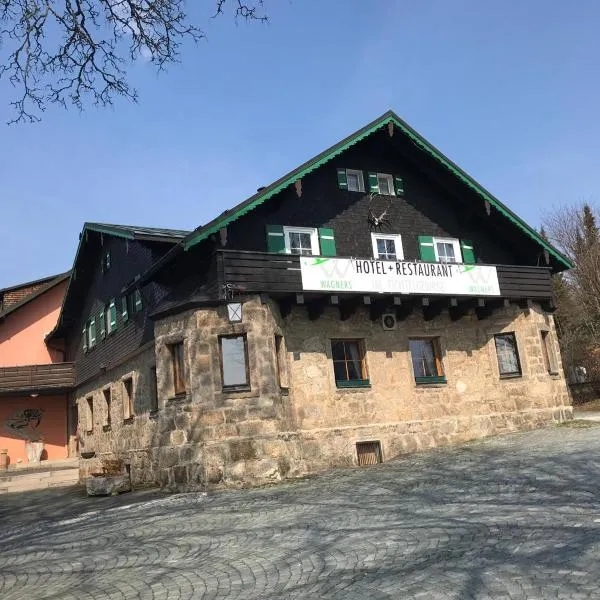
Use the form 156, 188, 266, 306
63, 235, 175, 385
220, 129, 534, 267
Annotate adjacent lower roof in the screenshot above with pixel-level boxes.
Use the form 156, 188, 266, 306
181, 110, 572, 270
0, 272, 71, 320
85, 223, 190, 243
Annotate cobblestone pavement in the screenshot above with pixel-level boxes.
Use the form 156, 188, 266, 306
2, 425, 600, 599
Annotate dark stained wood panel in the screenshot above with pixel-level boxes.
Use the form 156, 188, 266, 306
219, 250, 554, 300
0, 363, 75, 395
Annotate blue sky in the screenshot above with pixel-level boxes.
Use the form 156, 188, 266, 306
0, 0, 598, 287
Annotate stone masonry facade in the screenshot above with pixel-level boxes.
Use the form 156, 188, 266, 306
75, 296, 572, 490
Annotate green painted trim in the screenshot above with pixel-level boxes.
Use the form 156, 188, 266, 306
335, 379, 371, 388
182, 111, 572, 270
415, 375, 447, 385
85, 223, 135, 240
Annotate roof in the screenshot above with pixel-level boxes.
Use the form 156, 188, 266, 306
182, 110, 572, 270
47, 223, 190, 340
84, 223, 190, 242
0, 273, 59, 296
0, 272, 71, 320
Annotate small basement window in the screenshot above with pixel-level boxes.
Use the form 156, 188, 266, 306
494, 333, 522, 378
409, 338, 446, 384
331, 339, 369, 388
283, 227, 319, 256
356, 441, 382, 466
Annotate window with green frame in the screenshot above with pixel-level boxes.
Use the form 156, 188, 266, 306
331, 339, 370, 388
409, 338, 446, 384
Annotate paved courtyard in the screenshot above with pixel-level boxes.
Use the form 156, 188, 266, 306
1, 424, 600, 599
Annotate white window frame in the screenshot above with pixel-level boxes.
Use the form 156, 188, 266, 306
345, 169, 365, 193
376, 173, 395, 196
283, 226, 320, 256
433, 237, 462, 263
371, 233, 404, 260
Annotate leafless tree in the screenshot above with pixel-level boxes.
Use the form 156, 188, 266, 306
544, 203, 600, 378
0, 0, 267, 123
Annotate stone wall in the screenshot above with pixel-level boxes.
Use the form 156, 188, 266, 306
75, 296, 572, 490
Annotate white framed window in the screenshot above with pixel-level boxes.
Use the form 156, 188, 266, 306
433, 237, 462, 263
283, 227, 320, 256
346, 169, 365, 193
371, 233, 403, 260
376, 173, 395, 196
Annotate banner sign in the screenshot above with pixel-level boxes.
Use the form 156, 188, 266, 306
300, 257, 501, 296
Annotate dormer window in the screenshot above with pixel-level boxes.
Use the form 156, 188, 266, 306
284, 227, 319, 256
101, 251, 111, 273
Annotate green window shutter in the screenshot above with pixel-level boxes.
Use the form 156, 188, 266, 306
134, 289, 143, 312
394, 176, 405, 197
318, 228, 337, 256
418, 236, 436, 262
460, 240, 476, 264
109, 300, 117, 330
368, 172, 379, 193
336, 168, 348, 190
82, 326, 88, 353
121, 297, 129, 323
99, 310, 106, 340
266, 225, 286, 254
90, 318, 96, 346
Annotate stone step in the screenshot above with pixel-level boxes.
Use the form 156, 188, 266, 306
0, 464, 80, 494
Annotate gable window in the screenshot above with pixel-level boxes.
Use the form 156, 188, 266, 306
284, 227, 319, 256
540, 330, 558, 375
87, 318, 97, 349
433, 238, 461, 263
106, 300, 117, 335
101, 251, 111, 273
409, 338, 446, 384
369, 172, 395, 196
123, 377, 134, 420
337, 168, 365, 192
371, 233, 403, 260
219, 335, 250, 390
169, 342, 186, 396
331, 339, 369, 388
494, 333, 522, 378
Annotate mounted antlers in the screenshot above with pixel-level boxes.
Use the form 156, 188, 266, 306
368, 193, 393, 229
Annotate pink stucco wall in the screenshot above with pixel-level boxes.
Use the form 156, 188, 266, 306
0, 280, 67, 367
0, 395, 68, 465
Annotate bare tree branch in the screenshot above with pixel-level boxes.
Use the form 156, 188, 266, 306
0, 0, 268, 123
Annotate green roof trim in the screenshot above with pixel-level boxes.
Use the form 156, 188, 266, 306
183, 110, 572, 270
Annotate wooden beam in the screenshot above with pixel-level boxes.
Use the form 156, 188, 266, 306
307, 298, 326, 321
339, 297, 361, 321
388, 121, 394, 137
369, 300, 388, 322
421, 297, 430, 307
363, 296, 371, 305
485, 199, 491, 216
330, 295, 339, 305
278, 297, 294, 319
295, 179, 302, 198
296, 294, 304, 305
393, 296, 402, 306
